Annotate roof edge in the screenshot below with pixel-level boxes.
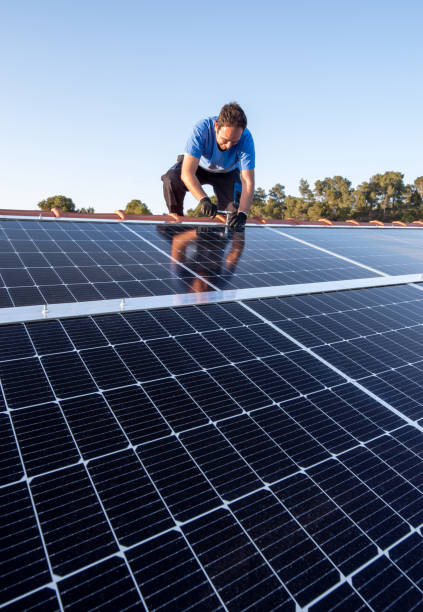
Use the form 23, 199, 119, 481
1, 208, 423, 228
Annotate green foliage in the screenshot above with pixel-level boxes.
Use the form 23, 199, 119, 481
37, 195, 96, 214
38, 174, 423, 223
314, 176, 354, 219
249, 187, 267, 217
124, 199, 152, 215
414, 177, 423, 199
248, 172, 423, 222
37, 195, 76, 212
186, 202, 203, 217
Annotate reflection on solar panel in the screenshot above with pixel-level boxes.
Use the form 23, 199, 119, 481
2, 219, 423, 610
127, 224, 375, 289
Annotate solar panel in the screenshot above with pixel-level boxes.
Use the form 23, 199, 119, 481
248, 285, 423, 425
281, 227, 423, 275
126, 224, 376, 289
0, 219, 211, 306
2, 218, 423, 610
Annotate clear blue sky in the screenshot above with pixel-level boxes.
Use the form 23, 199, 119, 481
1, 0, 422, 214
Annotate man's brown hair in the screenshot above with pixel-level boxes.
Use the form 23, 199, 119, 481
217, 102, 247, 130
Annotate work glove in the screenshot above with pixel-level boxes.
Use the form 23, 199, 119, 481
199, 197, 217, 218
227, 211, 247, 232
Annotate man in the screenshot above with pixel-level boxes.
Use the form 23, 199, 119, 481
161, 102, 255, 231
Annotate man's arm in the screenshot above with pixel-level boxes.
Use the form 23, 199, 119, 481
181, 154, 208, 201
238, 168, 255, 215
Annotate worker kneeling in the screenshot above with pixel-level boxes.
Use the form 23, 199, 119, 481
161, 102, 255, 232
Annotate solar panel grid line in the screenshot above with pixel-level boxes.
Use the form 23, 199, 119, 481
164, 530, 227, 611
262, 353, 329, 397
410, 283, 423, 294
271, 471, 380, 566
179, 425, 264, 502
0, 321, 156, 606
338, 447, 423, 529
307, 391, 386, 444
367, 435, 423, 493
181, 507, 296, 609
388, 532, 423, 592
307, 459, 412, 553
278, 397, 361, 456
216, 415, 298, 484
241, 299, 423, 430
1, 415, 64, 609
36, 452, 148, 607
266, 227, 389, 278
308, 582, 372, 611
44, 317, 136, 399
57, 556, 146, 611
227, 490, 340, 607
350, 554, 423, 610
210, 363, 276, 413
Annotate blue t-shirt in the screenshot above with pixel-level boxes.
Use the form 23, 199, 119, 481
184, 116, 255, 173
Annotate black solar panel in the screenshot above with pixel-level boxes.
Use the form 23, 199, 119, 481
0, 219, 211, 305
2, 219, 423, 610
282, 227, 423, 275
126, 224, 376, 289
248, 286, 423, 425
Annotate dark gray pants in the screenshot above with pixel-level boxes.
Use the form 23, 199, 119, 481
161, 159, 242, 215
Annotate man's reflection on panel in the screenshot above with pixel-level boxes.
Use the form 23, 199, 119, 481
156, 225, 245, 293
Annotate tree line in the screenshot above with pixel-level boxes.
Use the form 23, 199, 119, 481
37, 171, 423, 222
37, 196, 152, 215
188, 172, 423, 222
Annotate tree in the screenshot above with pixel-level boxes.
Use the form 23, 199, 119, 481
314, 176, 354, 219
37, 195, 76, 212
354, 181, 377, 219
124, 199, 152, 215
369, 171, 405, 219
78, 207, 95, 214
414, 177, 423, 200
265, 183, 286, 218
299, 179, 314, 206
249, 187, 267, 217
284, 195, 309, 220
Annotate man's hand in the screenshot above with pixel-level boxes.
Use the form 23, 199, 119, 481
199, 197, 217, 218
228, 211, 247, 232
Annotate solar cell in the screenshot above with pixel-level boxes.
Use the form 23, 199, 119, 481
126, 530, 221, 610
272, 473, 377, 575
352, 554, 423, 610
230, 489, 338, 606
137, 436, 221, 521
30, 465, 118, 575
59, 556, 143, 611
182, 508, 295, 609
308, 459, 410, 550
0, 483, 51, 605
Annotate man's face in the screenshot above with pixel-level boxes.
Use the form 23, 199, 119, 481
214, 121, 243, 151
